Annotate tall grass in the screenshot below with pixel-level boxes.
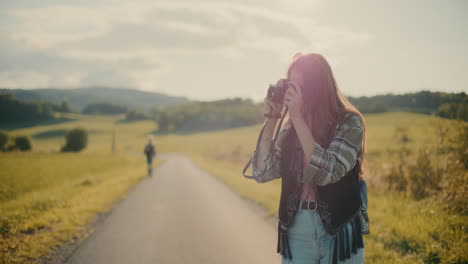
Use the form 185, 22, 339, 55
153, 112, 467, 263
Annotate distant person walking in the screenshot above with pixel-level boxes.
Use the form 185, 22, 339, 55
144, 137, 157, 176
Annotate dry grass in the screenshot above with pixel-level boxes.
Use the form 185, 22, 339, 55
0, 115, 161, 264
1, 112, 466, 263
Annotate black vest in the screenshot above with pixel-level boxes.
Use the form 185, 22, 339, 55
316, 159, 362, 234
315, 159, 365, 263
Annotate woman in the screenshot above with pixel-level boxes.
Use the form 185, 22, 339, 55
250, 53, 368, 264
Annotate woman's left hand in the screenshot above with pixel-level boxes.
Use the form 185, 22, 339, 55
284, 81, 304, 123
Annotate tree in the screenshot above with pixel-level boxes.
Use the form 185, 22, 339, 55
58, 101, 72, 112
125, 110, 149, 121
0, 93, 55, 123
82, 103, 128, 115
436, 103, 468, 121
14, 135, 32, 151
149, 98, 264, 133
61, 128, 88, 152
0, 131, 8, 150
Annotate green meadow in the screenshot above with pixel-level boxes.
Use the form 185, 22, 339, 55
0, 112, 466, 263
0, 114, 162, 264
153, 111, 466, 264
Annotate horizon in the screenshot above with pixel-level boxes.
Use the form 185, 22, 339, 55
1, 86, 465, 104
1, 0, 467, 101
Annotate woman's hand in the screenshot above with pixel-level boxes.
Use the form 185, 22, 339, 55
264, 97, 283, 116
284, 81, 304, 123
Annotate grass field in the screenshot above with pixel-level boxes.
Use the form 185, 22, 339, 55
0, 114, 161, 264
0, 112, 466, 263
151, 112, 466, 264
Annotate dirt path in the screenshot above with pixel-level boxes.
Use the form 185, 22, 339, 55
64, 153, 281, 264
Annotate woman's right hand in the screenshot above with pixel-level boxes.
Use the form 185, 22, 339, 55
264, 97, 283, 116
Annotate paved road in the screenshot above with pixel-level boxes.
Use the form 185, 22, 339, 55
65, 153, 281, 264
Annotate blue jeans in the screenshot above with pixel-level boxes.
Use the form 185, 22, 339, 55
281, 207, 365, 264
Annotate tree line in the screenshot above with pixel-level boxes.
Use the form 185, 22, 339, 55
1, 90, 466, 128
0, 93, 130, 124
82, 103, 128, 115
0, 93, 72, 123
348, 90, 466, 117
149, 98, 263, 133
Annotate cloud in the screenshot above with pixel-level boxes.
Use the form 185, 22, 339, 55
0, 0, 372, 97
0, 32, 152, 88
0, 33, 95, 72
61, 22, 234, 51
80, 69, 136, 88
52, 3, 370, 58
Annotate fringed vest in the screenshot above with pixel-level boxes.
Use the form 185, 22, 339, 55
277, 158, 365, 264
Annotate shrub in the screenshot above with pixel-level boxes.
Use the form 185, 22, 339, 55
436, 103, 468, 121
441, 168, 467, 214
14, 135, 32, 151
5, 143, 16, 151
449, 121, 468, 170
406, 148, 442, 200
0, 131, 8, 151
384, 126, 442, 200
61, 128, 88, 152
439, 120, 468, 213
384, 126, 411, 195
385, 161, 408, 194
385, 120, 468, 210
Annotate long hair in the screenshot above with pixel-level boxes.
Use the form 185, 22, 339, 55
281, 53, 367, 179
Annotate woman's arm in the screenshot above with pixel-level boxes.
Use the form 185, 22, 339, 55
283, 84, 364, 186
253, 117, 278, 169
298, 113, 364, 185
251, 117, 290, 183
289, 115, 315, 168
249, 94, 287, 183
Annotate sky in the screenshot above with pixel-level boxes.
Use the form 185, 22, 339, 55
0, 0, 467, 101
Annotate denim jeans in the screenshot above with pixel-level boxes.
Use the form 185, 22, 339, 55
281, 206, 365, 264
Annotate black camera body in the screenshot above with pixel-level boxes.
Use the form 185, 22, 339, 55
267, 79, 292, 104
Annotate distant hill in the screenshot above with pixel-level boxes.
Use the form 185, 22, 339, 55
0, 87, 189, 111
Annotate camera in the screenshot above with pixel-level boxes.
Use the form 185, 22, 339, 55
267, 79, 293, 104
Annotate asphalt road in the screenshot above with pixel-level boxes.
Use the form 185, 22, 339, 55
64, 153, 281, 264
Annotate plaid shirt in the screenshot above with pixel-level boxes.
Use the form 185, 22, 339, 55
251, 112, 364, 185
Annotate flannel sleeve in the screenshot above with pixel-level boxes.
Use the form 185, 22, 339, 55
250, 120, 290, 183
302, 113, 364, 186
